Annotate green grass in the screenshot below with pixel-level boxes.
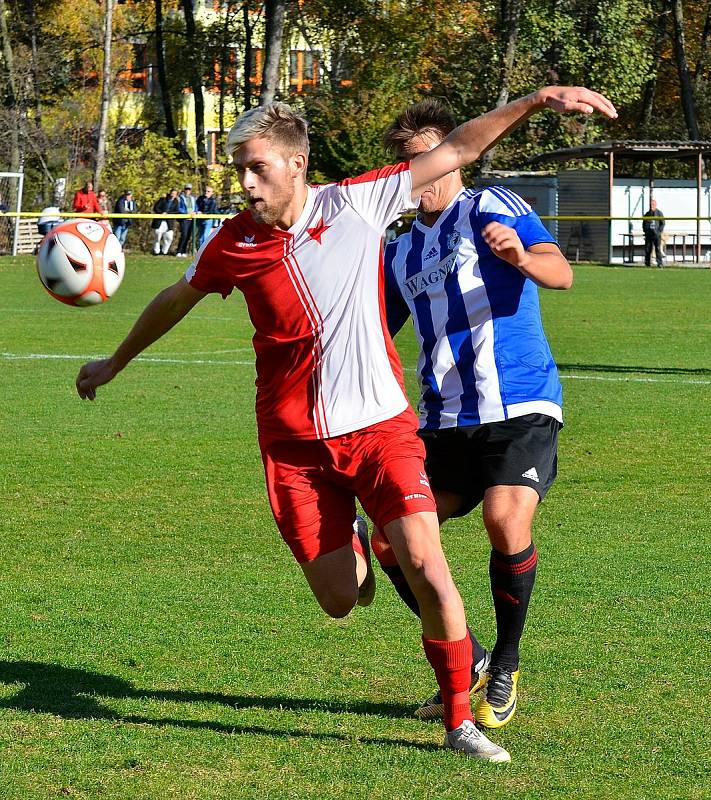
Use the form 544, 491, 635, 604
0, 256, 709, 799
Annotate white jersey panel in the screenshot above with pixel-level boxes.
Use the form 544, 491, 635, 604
285, 177, 411, 437
457, 209, 505, 423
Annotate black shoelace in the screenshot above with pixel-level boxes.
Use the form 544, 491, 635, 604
485, 669, 513, 706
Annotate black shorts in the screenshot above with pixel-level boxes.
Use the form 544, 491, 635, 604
419, 413, 560, 517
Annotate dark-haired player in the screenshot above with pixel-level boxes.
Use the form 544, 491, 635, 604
376, 98, 574, 729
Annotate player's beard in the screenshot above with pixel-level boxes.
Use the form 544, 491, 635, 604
248, 182, 295, 227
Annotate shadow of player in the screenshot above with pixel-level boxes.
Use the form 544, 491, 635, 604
0, 660, 440, 752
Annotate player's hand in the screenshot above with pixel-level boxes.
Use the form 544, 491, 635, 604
76, 358, 117, 401
481, 222, 527, 269
538, 86, 617, 118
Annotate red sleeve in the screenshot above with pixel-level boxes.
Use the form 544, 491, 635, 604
185, 224, 235, 298
72, 192, 82, 212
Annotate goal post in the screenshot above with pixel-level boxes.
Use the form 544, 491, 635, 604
0, 171, 25, 257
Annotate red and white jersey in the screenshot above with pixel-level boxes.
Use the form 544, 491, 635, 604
185, 163, 418, 441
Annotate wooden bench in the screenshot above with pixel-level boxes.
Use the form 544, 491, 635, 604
16, 218, 43, 254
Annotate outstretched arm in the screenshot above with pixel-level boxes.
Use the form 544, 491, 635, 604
482, 222, 573, 289
76, 277, 207, 400
410, 87, 617, 197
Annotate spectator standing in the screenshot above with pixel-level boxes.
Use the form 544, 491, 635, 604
151, 189, 180, 255
196, 186, 218, 246
643, 198, 665, 268
72, 182, 101, 215
113, 190, 136, 247
176, 184, 196, 257
37, 206, 62, 236
97, 189, 110, 216
97, 189, 111, 230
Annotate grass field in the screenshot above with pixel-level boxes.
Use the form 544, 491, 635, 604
0, 254, 709, 799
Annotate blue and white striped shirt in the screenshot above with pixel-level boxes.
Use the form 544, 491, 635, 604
384, 186, 563, 430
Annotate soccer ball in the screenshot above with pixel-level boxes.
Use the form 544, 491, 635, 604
36, 219, 125, 306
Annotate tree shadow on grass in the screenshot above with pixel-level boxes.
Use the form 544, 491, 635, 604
0, 660, 439, 752
558, 362, 711, 377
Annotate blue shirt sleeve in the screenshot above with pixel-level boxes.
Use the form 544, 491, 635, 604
477, 187, 558, 250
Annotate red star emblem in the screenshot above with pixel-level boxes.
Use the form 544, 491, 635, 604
307, 217, 330, 244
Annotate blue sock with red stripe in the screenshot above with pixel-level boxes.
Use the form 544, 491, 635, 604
489, 542, 538, 671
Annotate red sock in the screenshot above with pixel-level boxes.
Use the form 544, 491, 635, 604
371, 528, 398, 567
351, 530, 365, 560
422, 636, 474, 731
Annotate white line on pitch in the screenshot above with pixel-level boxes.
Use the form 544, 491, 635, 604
0, 352, 253, 366
558, 373, 710, 385
1, 352, 708, 385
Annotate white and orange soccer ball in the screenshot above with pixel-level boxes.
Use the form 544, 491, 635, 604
36, 219, 125, 306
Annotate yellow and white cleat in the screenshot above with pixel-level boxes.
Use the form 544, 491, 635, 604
475, 668, 520, 729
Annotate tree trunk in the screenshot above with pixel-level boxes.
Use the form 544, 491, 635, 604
0, 0, 21, 182
259, 0, 286, 105
639, 3, 667, 131
243, 1, 253, 109
480, 0, 522, 172
218, 2, 234, 142
181, 0, 206, 174
694, 3, 711, 86
155, 0, 177, 138
669, 0, 700, 139
94, 0, 114, 188
23, 0, 41, 126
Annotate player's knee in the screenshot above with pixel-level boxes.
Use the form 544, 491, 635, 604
483, 510, 531, 553
315, 587, 358, 619
405, 553, 457, 612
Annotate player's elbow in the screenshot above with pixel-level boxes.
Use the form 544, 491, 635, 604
553, 258, 573, 290
558, 266, 573, 290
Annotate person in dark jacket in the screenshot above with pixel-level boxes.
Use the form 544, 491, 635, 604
113, 190, 136, 246
196, 186, 218, 246
643, 198, 665, 267
151, 189, 179, 255
176, 184, 196, 257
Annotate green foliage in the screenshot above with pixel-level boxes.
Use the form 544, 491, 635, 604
305, 77, 412, 181
102, 132, 196, 211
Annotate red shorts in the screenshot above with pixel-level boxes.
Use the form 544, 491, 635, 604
260, 409, 436, 563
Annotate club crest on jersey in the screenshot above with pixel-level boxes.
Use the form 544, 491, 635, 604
238, 235, 257, 248
447, 230, 461, 251
402, 252, 456, 299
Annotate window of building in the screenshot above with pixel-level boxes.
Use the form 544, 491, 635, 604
289, 49, 320, 94
249, 48, 263, 87
119, 42, 149, 92
208, 47, 237, 92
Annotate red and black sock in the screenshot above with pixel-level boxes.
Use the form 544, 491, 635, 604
489, 542, 538, 671
422, 636, 473, 731
371, 529, 487, 668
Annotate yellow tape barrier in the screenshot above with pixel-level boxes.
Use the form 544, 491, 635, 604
0, 211, 710, 222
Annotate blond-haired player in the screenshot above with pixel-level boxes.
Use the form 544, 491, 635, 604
76, 87, 616, 761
